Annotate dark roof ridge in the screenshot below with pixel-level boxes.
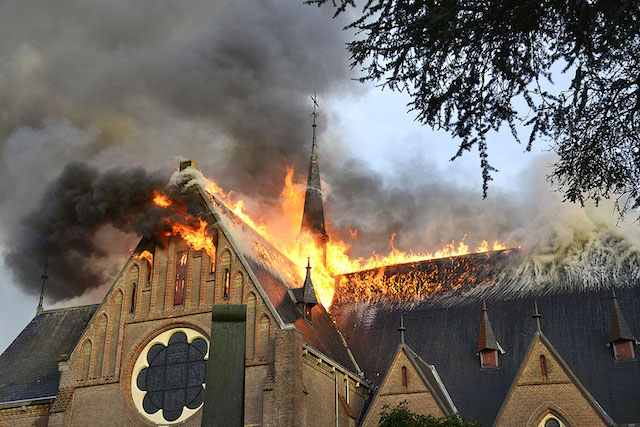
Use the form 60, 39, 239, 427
335, 248, 517, 278
39, 304, 100, 314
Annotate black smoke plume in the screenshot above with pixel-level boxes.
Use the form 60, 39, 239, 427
3, 162, 204, 300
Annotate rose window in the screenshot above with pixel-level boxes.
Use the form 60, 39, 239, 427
131, 328, 209, 424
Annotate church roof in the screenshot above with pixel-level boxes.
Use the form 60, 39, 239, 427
333, 287, 640, 426
0, 304, 98, 405
201, 187, 358, 373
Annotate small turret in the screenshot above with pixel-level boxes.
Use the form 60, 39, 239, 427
293, 258, 319, 322
609, 288, 638, 359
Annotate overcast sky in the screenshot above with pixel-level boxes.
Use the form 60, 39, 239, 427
0, 1, 631, 353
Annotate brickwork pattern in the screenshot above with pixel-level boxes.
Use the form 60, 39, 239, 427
362, 348, 444, 427
496, 335, 608, 427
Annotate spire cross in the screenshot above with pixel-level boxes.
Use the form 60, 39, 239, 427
310, 93, 319, 149
398, 314, 407, 345
532, 300, 542, 332
37, 259, 49, 314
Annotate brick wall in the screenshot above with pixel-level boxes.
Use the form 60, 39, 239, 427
496, 335, 609, 427
361, 348, 444, 427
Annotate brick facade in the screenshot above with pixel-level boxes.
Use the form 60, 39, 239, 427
361, 347, 445, 427
495, 334, 610, 427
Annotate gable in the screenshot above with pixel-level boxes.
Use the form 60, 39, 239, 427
361, 346, 446, 427
495, 333, 612, 427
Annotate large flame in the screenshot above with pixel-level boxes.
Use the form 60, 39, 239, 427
202, 166, 512, 307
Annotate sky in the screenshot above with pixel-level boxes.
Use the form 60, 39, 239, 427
0, 1, 635, 353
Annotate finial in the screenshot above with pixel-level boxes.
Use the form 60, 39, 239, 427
532, 300, 542, 332
611, 287, 617, 299
398, 314, 407, 345
310, 93, 319, 149
37, 259, 48, 315
482, 300, 488, 312
307, 257, 311, 271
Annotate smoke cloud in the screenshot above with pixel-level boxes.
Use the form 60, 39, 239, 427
1, 0, 639, 306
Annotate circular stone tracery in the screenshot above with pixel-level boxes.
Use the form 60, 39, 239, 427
131, 328, 209, 424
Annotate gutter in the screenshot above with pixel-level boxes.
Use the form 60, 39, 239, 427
0, 396, 56, 410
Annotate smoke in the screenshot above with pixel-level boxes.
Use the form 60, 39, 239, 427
2, 0, 639, 306
3, 163, 207, 299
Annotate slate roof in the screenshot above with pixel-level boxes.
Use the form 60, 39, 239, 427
332, 287, 640, 426
0, 305, 98, 405
201, 188, 359, 373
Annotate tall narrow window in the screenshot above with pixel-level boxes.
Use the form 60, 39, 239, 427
80, 340, 92, 381
93, 314, 107, 377
259, 316, 270, 359
401, 366, 408, 387
246, 293, 256, 359
174, 251, 187, 306
305, 304, 312, 322
223, 269, 230, 299
540, 355, 548, 379
130, 283, 137, 313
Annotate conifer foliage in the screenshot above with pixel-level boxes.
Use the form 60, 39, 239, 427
309, 0, 640, 216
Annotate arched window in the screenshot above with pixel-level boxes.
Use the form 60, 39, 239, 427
130, 282, 137, 313
259, 316, 270, 359
93, 314, 107, 377
128, 265, 139, 313
223, 269, 230, 299
174, 251, 187, 306
80, 340, 92, 381
108, 291, 122, 375
401, 366, 408, 387
540, 355, 548, 379
246, 293, 256, 359
234, 273, 243, 302
538, 413, 566, 427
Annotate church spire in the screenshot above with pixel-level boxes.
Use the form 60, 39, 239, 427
300, 94, 329, 264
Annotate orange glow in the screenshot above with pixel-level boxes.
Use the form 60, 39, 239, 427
153, 191, 173, 207
196, 167, 513, 308
171, 219, 216, 260
134, 250, 153, 267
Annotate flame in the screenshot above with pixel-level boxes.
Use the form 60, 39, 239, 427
171, 219, 216, 260
134, 250, 154, 267
161, 166, 511, 308
153, 191, 173, 207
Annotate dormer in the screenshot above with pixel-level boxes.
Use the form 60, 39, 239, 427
292, 258, 318, 322
478, 301, 504, 368
609, 288, 638, 360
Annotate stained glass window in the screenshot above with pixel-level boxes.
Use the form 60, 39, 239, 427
136, 331, 207, 422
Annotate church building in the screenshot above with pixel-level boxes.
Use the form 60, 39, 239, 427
0, 121, 639, 426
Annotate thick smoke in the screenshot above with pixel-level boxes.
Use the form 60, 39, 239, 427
4, 162, 207, 300
1, 0, 639, 308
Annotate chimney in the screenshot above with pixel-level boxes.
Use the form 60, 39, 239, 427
202, 304, 246, 427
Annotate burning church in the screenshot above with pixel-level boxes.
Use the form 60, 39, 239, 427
0, 118, 639, 426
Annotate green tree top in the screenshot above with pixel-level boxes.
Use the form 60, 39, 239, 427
378, 401, 480, 426
308, 0, 640, 217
